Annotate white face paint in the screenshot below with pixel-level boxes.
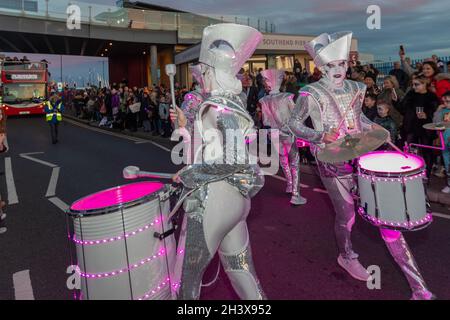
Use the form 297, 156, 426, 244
321, 60, 348, 88
201, 64, 215, 94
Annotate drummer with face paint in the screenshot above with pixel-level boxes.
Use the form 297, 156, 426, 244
283, 31, 435, 300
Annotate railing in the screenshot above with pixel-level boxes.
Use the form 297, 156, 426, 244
372, 56, 450, 75
0, 0, 276, 40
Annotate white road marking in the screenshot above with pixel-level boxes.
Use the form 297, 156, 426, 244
135, 140, 172, 152
64, 118, 147, 143
313, 188, 328, 194
65, 117, 173, 152
146, 141, 171, 152
432, 212, 450, 220
20, 152, 57, 168
45, 167, 60, 197
5, 157, 18, 205
13, 270, 35, 300
48, 197, 70, 212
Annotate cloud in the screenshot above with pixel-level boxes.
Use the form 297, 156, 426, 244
93, 0, 450, 60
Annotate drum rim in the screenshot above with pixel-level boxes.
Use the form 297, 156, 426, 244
358, 151, 425, 177
358, 167, 425, 178
67, 182, 170, 217
357, 206, 432, 231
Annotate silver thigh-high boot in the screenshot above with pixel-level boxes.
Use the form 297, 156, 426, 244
288, 142, 307, 205
279, 139, 293, 193
178, 181, 264, 300
321, 175, 371, 281
177, 185, 214, 300
380, 228, 435, 300
219, 221, 267, 300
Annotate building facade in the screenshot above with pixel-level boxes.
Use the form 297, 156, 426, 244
175, 33, 359, 88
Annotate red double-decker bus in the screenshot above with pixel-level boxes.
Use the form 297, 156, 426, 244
0, 59, 48, 116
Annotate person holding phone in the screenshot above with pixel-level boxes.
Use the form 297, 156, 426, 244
389, 60, 409, 91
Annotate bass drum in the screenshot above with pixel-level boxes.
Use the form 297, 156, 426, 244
68, 181, 177, 300
357, 151, 432, 231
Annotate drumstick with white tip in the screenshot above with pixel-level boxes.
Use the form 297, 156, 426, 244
387, 140, 409, 158
123, 166, 174, 180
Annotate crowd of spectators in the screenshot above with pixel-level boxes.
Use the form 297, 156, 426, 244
58, 79, 189, 138
359, 51, 450, 193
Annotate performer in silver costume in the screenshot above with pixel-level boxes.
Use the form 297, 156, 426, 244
283, 31, 434, 300
173, 64, 208, 164
172, 23, 266, 300
260, 69, 307, 205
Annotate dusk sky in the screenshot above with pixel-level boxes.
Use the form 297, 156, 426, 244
95, 0, 450, 61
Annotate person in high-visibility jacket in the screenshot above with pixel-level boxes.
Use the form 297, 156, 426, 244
45, 92, 64, 144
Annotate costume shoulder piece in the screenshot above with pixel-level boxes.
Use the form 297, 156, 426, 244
272, 92, 294, 101
201, 95, 251, 121
344, 79, 367, 94
299, 82, 325, 107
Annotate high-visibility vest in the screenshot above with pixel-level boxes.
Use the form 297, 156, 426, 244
45, 101, 62, 122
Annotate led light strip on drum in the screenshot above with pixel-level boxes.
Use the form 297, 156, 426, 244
358, 207, 433, 228
71, 217, 161, 245
137, 278, 180, 300
358, 171, 426, 182
77, 249, 166, 279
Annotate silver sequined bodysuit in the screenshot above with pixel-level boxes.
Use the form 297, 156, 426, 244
260, 92, 303, 201
176, 92, 266, 300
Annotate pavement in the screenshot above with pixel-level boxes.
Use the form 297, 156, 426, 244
0, 115, 449, 300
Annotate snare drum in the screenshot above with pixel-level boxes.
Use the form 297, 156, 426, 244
68, 181, 177, 300
357, 151, 432, 231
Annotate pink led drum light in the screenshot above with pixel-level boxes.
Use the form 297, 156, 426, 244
137, 278, 180, 300
70, 181, 165, 212
77, 249, 166, 279
71, 217, 161, 245
359, 151, 424, 174
358, 207, 433, 229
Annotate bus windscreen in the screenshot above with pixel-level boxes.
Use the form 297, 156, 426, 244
3, 83, 46, 104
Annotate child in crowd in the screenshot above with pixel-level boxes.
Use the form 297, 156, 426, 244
362, 94, 378, 121
374, 101, 398, 148
433, 90, 450, 193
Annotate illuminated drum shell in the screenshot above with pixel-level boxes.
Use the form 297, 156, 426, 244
357, 151, 432, 231
67, 182, 176, 300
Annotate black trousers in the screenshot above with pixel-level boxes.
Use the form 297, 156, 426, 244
49, 122, 59, 143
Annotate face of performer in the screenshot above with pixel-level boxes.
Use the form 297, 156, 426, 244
201, 64, 214, 94
322, 60, 348, 87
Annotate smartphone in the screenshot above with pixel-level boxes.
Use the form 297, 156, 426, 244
400, 45, 405, 55
391, 88, 397, 101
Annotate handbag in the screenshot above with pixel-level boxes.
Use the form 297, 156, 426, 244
129, 102, 141, 114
